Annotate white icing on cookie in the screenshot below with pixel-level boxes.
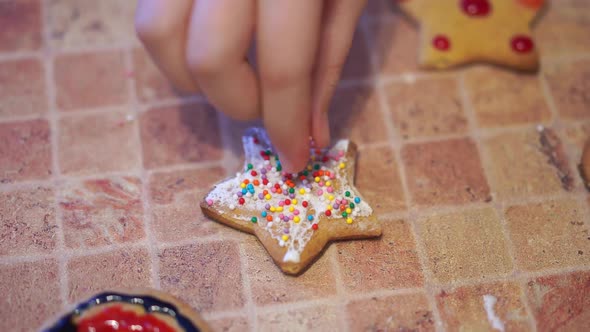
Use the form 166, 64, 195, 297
205, 128, 373, 263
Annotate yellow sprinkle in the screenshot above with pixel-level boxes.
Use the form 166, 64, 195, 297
240, 183, 246, 189
294, 216, 300, 223
277, 206, 283, 212
270, 206, 276, 212
328, 195, 334, 201
346, 208, 352, 214
289, 206, 294, 212
326, 181, 332, 187
346, 218, 353, 224
339, 162, 346, 169
307, 165, 313, 171
327, 205, 332, 210
282, 235, 289, 241
314, 177, 320, 183
265, 194, 271, 200
299, 188, 305, 194
292, 199, 298, 205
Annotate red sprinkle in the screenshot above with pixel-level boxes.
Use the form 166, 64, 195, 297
511, 35, 534, 53
285, 199, 291, 205
325, 210, 332, 217
302, 201, 309, 208
238, 197, 245, 205
263, 179, 269, 185
433, 35, 451, 51
251, 170, 257, 176
461, 0, 491, 16
312, 224, 318, 230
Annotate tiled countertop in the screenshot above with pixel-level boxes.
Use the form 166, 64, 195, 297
1, 0, 589, 331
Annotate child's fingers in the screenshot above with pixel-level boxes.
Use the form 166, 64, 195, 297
135, 0, 198, 93
256, 0, 323, 173
186, 0, 260, 120
311, 0, 368, 148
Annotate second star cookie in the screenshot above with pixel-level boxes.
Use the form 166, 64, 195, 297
397, 0, 545, 71
201, 128, 382, 275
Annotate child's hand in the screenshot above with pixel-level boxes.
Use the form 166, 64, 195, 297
135, 0, 367, 172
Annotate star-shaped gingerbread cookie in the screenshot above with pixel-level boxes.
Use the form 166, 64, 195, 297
201, 128, 381, 275
397, 0, 545, 71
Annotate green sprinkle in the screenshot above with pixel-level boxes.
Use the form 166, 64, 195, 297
251, 217, 258, 223
303, 170, 309, 176
342, 212, 348, 218
276, 165, 282, 171
265, 150, 271, 156
314, 164, 320, 170
289, 188, 295, 194
345, 191, 351, 197
247, 163, 253, 170
349, 203, 355, 209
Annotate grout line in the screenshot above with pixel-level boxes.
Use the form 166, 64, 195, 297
328, 246, 350, 332
0, 51, 42, 61
458, 72, 539, 332
124, 45, 162, 290
237, 243, 258, 332
360, 17, 446, 332
0, 113, 49, 124
39, 0, 71, 309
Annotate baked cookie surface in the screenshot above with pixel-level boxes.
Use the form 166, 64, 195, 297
201, 128, 382, 275
397, 0, 545, 71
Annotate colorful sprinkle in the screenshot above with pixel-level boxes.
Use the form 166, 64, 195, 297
251, 217, 258, 223
312, 224, 318, 230
346, 218, 353, 224
206, 199, 213, 206
282, 235, 289, 241
354, 197, 361, 204
307, 215, 314, 221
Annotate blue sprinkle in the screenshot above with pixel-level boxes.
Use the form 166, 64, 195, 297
242, 188, 247, 194
247, 183, 254, 189
354, 197, 361, 204
261, 211, 267, 217
307, 215, 313, 221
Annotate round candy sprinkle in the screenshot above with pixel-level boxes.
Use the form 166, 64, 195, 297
293, 209, 300, 215
346, 218, 353, 224
258, 193, 264, 199
240, 183, 246, 189
302, 201, 309, 208
289, 188, 295, 194
345, 191, 351, 197
285, 199, 291, 205
241, 189, 247, 195
339, 162, 346, 169
350, 203, 355, 209
307, 215, 313, 221
294, 216, 301, 223
277, 206, 283, 212
342, 212, 348, 217
251, 217, 258, 223
247, 163, 253, 170
261, 211, 267, 217
292, 199, 297, 204
289, 206, 294, 212
312, 224, 318, 230
238, 197, 245, 205
282, 235, 289, 241
354, 197, 361, 204
265, 194, 271, 200
267, 215, 273, 221
325, 210, 332, 216
206, 199, 213, 206
270, 206, 276, 212
327, 205, 332, 210
299, 188, 306, 194
265, 203, 271, 210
